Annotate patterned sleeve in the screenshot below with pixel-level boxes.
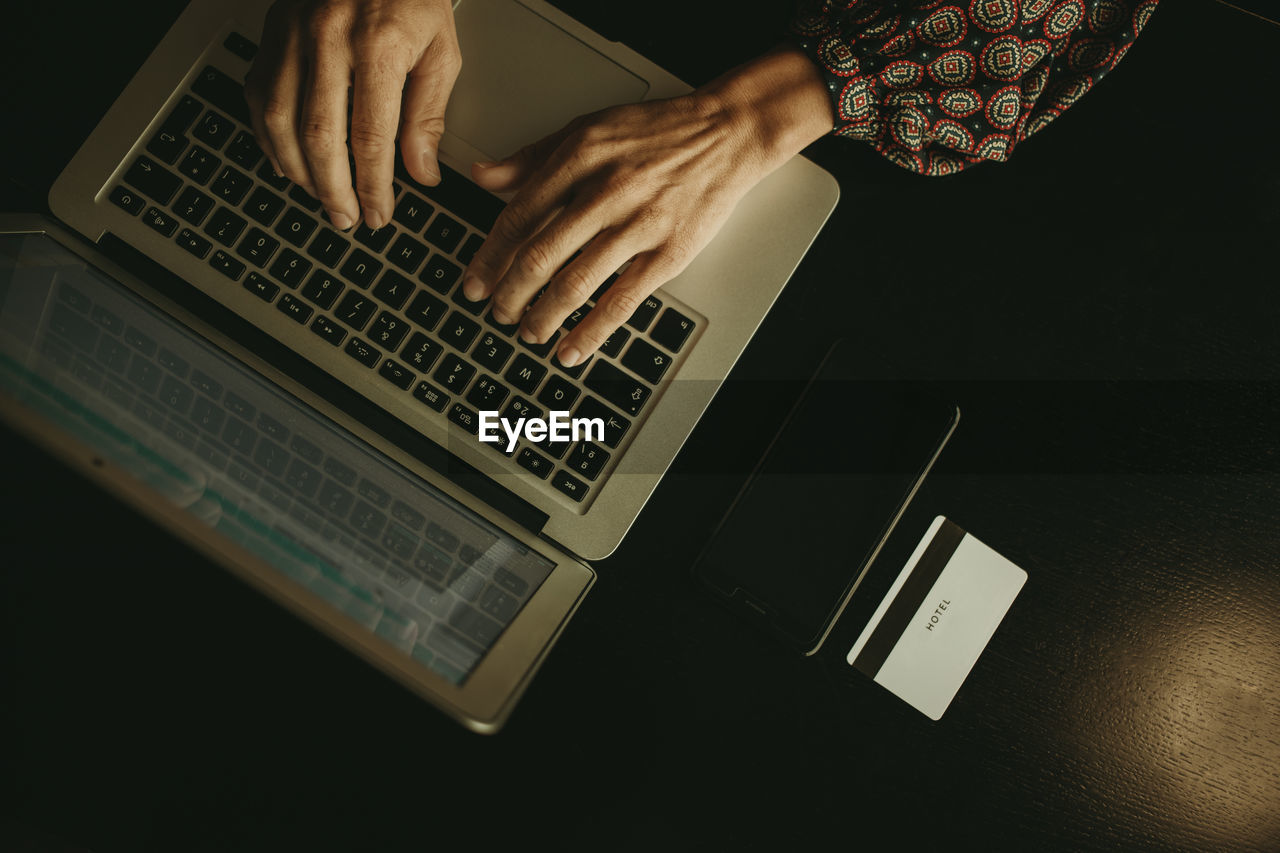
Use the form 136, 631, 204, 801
791, 0, 1160, 175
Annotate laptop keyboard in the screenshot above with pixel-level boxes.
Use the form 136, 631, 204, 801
25, 267, 558, 685
106, 34, 700, 512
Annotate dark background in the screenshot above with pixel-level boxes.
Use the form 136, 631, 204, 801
3, 1, 1279, 850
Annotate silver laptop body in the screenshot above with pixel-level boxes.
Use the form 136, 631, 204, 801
19, 0, 838, 729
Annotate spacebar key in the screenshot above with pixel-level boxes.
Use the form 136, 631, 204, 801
584, 360, 651, 417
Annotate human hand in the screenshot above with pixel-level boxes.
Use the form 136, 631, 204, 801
461, 46, 835, 368
244, 0, 460, 231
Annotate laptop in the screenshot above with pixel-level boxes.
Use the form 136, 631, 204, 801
1, 0, 838, 731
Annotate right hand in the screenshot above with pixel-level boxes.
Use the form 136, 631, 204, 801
244, 0, 461, 231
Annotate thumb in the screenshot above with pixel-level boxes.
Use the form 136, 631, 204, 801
400, 40, 460, 186
471, 116, 583, 192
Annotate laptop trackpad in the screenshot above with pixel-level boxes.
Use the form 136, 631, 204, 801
447, 0, 650, 161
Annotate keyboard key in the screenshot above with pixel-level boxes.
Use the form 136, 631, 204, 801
537, 374, 579, 410
625, 295, 662, 331
176, 228, 212, 259
551, 352, 590, 380
369, 312, 411, 350
300, 270, 344, 309
405, 290, 447, 330
412, 381, 449, 412
173, 186, 214, 225
124, 156, 181, 204
225, 131, 263, 169
407, 161, 504, 232
145, 128, 188, 165
516, 447, 553, 479
457, 233, 484, 266
519, 329, 560, 359
160, 95, 202, 135
244, 185, 285, 226
574, 396, 630, 448
257, 413, 290, 442
276, 293, 312, 323
90, 305, 124, 336
466, 375, 509, 410
268, 249, 311, 287
402, 332, 443, 372
211, 166, 252, 205
551, 470, 588, 502
307, 228, 349, 267
178, 145, 220, 185
473, 332, 513, 372
563, 304, 590, 331
485, 309, 519, 337
203, 206, 247, 246
243, 272, 279, 302
598, 326, 630, 359
393, 192, 433, 232
256, 159, 290, 191
317, 479, 354, 516
354, 222, 394, 252
421, 254, 461, 294
275, 206, 318, 246
222, 418, 256, 454
142, 206, 178, 237
378, 358, 416, 390
503, 395, 542, 422
449, 606, 502, 647
391, 501, 426, 531
344, 337, 380, 368
591, 273, 620, 303
447, 403, 480, 434
193, 110, 234, 150
351, 501, 388, 536
224, 31, 258, 61
567, 441, 610, 481
451, 286, 487, 316
288, 184, 323, 212
309, 314, 346, 346
650, 308, 696, 352
364, 271, 409, 312
334, 291, 377, 331
323, 456, 356, 486
423, 212, 465, 253
621, 337, 671, 384
340, 249, 383, 289
504, 354, 546, 394
191, 65, 250, 125
433, 353, 475, 393
109, 186, 144, 215
440, 311, 480, 351
387, 233, 428, 273
236, 227, 280, 266
209, 250, 246, 280
584, 359, 650, 416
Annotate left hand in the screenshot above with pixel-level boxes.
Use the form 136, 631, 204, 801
461, 46, 836, 368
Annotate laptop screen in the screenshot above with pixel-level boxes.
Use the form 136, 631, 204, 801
0, 232, 555, 685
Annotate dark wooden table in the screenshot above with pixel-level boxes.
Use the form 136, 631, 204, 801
3, 2, 1278, 850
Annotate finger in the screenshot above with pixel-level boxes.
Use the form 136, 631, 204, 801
462, 141, 589, 303
488, 202, 617, 332
299, 39, 359, 229
350, 57, 403, 229
470, 119, 579, 194
557, 252, 674, 367
400, 35, 461, 187
247, 12, 310, 188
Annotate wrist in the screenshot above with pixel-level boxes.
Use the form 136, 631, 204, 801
696, 44, 836, 170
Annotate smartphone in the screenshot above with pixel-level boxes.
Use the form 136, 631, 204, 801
692, 339, 959, 654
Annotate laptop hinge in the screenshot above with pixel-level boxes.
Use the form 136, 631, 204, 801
95, 230, 551, 537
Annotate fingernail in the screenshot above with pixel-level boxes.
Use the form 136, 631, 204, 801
474, 160, 499, 169
558, 346, 581, 368
330, 212, 353, 231
519, 326, 539, 345
269, 156, 284, 177
462, 273, 486, 302
366, 210, 385, 230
